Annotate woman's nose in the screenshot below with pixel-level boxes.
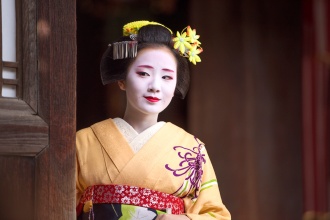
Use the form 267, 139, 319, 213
148, 78, 160, 93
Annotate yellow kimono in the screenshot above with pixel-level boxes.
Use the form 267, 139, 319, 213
76, 118, 231, 220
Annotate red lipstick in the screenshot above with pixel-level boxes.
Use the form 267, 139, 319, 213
145, 96, 160, 102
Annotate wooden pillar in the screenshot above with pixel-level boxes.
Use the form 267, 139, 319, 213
302, 0, 330, 219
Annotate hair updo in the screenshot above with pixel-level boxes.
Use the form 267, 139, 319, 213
100, 24, 190, 99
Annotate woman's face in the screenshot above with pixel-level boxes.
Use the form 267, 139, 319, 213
119, 47, 177, 117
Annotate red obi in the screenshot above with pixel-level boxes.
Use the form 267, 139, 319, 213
77, 184, 185, 216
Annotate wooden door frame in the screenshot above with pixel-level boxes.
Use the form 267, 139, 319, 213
0, 1, 76, 219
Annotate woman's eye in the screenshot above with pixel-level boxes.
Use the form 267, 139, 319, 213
162, 75, 173, 80
136, 72, 149, 77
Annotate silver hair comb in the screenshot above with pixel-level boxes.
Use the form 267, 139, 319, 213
111, 40, 138, 60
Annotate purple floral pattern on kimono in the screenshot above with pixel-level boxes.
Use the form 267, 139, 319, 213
165, 137, 206, 199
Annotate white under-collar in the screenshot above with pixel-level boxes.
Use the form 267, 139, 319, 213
112, 118, 165, 153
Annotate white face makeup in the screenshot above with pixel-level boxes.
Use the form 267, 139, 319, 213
119, 47, 177, 118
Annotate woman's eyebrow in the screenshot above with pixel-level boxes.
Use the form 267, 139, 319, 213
137, 65, 174, 72
137, 65, 153, 69
162, 68, 175, 72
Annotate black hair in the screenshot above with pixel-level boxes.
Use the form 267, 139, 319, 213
100, 24, 190, 99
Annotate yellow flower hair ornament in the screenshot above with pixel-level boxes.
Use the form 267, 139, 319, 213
173, 26, 203, 65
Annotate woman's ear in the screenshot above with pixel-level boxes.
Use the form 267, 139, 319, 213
118, 80, 126, 90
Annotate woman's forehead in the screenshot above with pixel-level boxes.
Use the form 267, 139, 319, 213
133, 48, 177, 68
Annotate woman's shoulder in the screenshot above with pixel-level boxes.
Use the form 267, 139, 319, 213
76, 126, 92, 136
165, 122, 189, 134
76, 119, 116, 155
76, 118, 114, 134
165, 122, 205, 144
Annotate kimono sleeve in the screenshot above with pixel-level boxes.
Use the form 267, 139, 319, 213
184, 148, 231, 220
75, 128, 89, 206
76, 152, 84, 205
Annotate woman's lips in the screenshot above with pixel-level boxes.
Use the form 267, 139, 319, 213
144, 96, 160, 102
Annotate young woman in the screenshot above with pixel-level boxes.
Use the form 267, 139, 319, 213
76, 21, 231, 220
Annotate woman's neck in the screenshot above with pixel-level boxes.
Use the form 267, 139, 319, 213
123, 112, 159, 134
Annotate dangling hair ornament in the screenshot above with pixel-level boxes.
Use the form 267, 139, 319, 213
112, 20, 203, 65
